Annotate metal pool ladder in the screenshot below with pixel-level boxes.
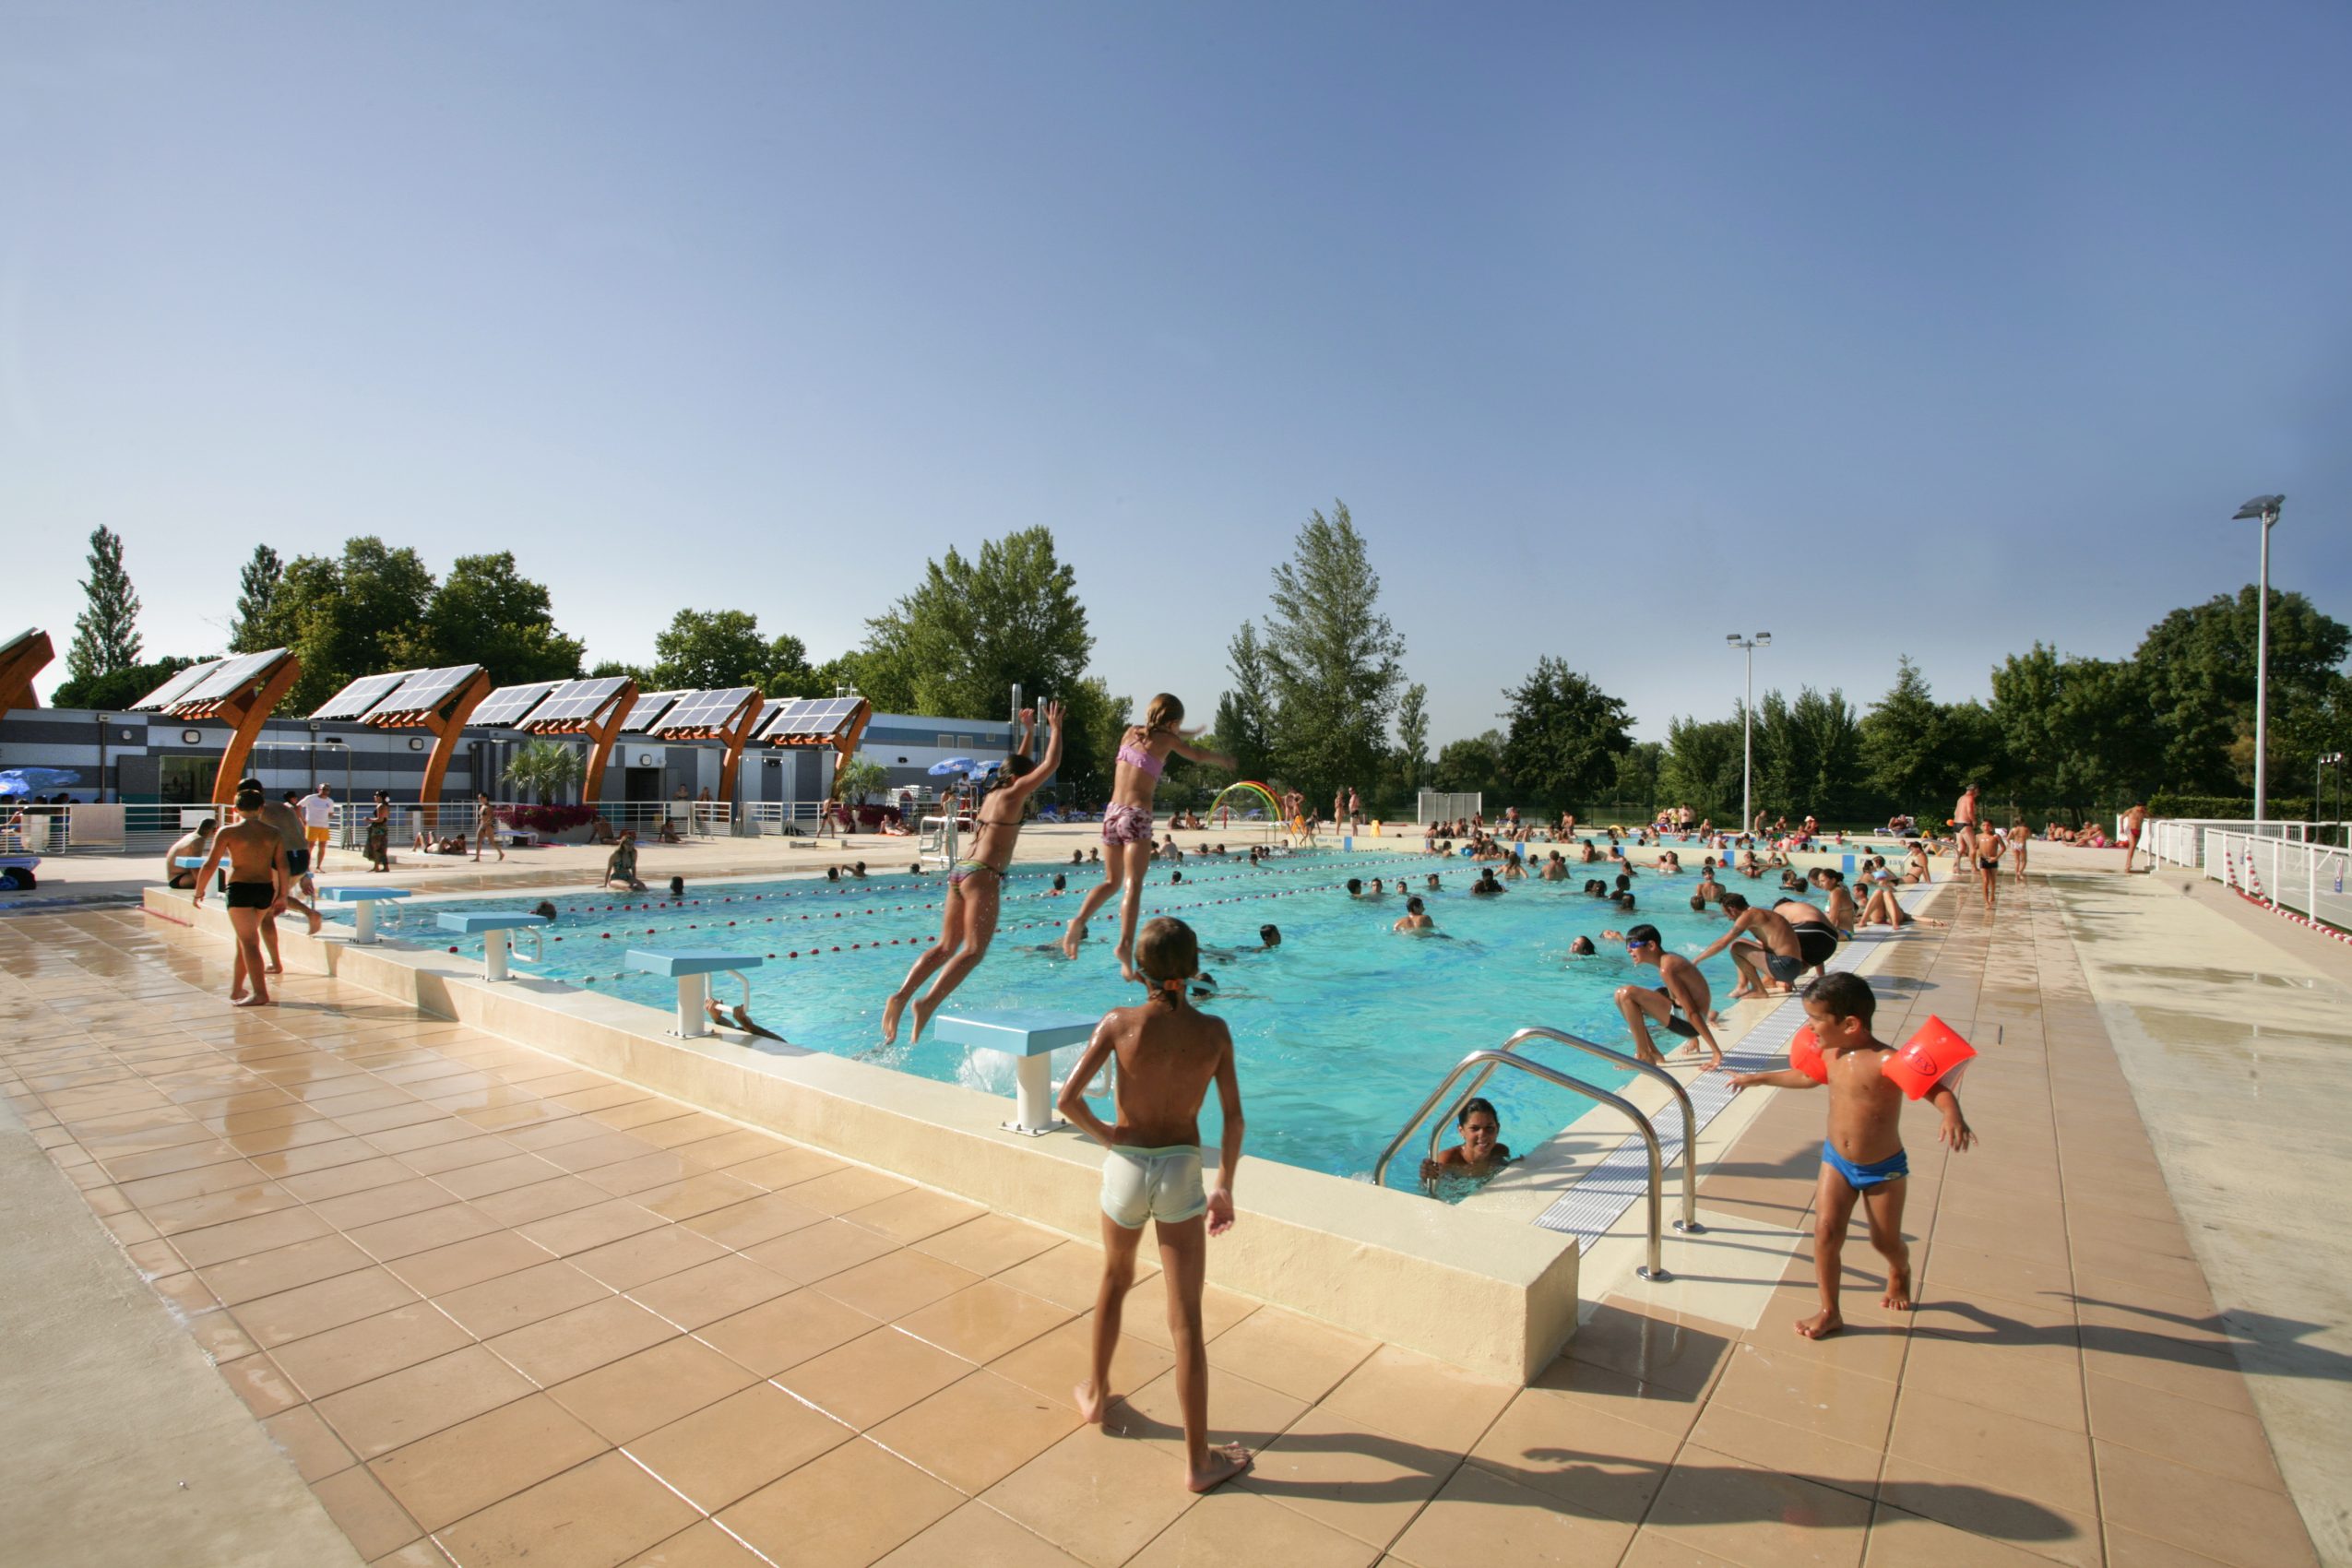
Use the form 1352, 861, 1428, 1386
1371, 1027, 1702, 1282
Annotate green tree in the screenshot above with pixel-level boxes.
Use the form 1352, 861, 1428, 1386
588, 658, 657, 686
860, 527, 1094, 720
1499, 658, 1633, 810
1053, 676, 1131, 805
229, 545, 282, 654
65, 526, 143, 686
412, 552, 585, 687
258, 538, 437, 713
1255, 502, 1406, 801
1751, 686, 1866, 821
503, 737, 584, 803
1213, 624, 1277, 785
653, 609, 774, 691
1658, 716, 1742, 821
2133, 587, 2350, 794
1990, 645, 2159, 819
1611, 742, 1664, 814
1859, 657, 1944, 814
1395, 683, 1431, 792
1431, 731, 1507, 798
51, 654, 204, 713
832, 756, 888, 804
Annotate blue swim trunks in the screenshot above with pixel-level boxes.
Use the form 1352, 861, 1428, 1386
1823, 1139, 1908, 1189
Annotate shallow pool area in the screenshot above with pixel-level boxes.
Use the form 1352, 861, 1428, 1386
342, 849, 1755, 1189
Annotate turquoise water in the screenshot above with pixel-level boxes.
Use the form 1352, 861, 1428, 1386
345, 849, 1746, 1190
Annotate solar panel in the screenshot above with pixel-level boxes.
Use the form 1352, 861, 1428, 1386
469, 681, 564, 728
363, 664, 480, 719
528, 676, 630, 726
131, 658, 226, 712
620, 690, 686, 732
177, 647, 290, 706
311, 670, 419, 720
651, 686, 757, 734
758, 695, 863, 740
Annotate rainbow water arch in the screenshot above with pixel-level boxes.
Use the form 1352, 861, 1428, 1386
1207, 780, 1287, 837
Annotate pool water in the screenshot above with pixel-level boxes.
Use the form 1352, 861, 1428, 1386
347, 850, 1750, 1190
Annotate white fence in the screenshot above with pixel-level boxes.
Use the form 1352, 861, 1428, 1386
1419, 790, 1482, 825
2144, 817, 2349, 872
2197, 828, 2352, 933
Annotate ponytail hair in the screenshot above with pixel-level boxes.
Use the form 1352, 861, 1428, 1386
1143, 694, 1185, 735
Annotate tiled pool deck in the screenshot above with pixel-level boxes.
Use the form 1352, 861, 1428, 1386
0, 873, 2329, 1567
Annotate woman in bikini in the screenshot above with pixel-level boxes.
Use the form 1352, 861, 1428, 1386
881, 704, 1063, 1045
1061, 695, 1235, 981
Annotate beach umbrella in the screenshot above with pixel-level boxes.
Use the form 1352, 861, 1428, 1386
0, 767, 81, 798
929, 758, 979, 776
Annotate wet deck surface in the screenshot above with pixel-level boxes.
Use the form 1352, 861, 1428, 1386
0, 872, 2324, 1567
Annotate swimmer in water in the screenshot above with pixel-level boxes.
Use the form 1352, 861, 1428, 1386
1420, 1097, 1510, 1182
1393, 896, 1436, 933
1568, 935, 1597, 956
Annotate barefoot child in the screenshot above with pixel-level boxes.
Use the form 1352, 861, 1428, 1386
1612, 923, 1724, 1070
1728, 973, 1975, 1337
1061, 695, 1235, 981
881, 703, 1063, 1044
1055, 917, 1251, 1493
192, 786, 290, 1007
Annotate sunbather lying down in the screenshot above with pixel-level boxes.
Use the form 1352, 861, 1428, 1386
706, 998, 785, 1041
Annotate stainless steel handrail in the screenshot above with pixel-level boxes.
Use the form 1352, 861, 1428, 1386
1372, 1049, 1674, 1280
1442, 1027, 1701, 1234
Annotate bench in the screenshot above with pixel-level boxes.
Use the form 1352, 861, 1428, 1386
624, 948, 766, 1039
317, 885, 413, 944
434, 911, 550, 981
932, 1010, 1098, 1134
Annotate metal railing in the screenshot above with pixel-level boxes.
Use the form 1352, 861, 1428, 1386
1372, 1027, 1697, 1280
2201, 829, 2352, 932
2145, 818, 2352, 871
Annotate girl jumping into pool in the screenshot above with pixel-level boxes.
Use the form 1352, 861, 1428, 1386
1060, 695, 1235, 981
880, 703, 1063, 1045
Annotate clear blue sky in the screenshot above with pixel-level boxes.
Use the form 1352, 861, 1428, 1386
7, 3, 2348, 742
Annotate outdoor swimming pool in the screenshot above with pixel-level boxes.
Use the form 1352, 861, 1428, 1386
340, 849, 1758, 1191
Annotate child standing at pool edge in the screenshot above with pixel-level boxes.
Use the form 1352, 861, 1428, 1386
1728, 971, 1976, 1338
1056, 916, 1251, 1492
1061, 695, 1235, 980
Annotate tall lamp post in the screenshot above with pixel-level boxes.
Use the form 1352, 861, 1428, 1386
1726, 632, 1772, 834
2321, 752, 2345, 836
2234, 494, 2284, 824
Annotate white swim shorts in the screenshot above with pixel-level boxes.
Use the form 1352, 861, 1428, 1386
1099, 1144, 1207, 1229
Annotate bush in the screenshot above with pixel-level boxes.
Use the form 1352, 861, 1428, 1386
2149, 793, 2314, 821
503, 802, 598, 835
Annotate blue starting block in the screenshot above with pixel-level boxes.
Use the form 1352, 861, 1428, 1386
172, 855, 223, 896
436, 910, 550, 981
624, 948, 766, 1039
318, 885, 412, 944
933, 1010, 1097, 1134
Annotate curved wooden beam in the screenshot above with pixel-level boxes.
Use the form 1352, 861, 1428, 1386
0, 630, 53, 725
577, 679, 638, 806
716, 696, 766, 806
417, 669, 493, 805
208, 656, 304, 804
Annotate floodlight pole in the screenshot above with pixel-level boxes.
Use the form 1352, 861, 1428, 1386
2235, 496, 2284, 825
1727, 633, 1771, 835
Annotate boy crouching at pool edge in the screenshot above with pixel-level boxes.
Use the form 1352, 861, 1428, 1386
1729, 971, 1975, 1339
1056, 915, 1251, 1492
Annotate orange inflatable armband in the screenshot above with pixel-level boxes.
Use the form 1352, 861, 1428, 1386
1788, 1026, 1829, 1084
1883, 1015, 1976, 1099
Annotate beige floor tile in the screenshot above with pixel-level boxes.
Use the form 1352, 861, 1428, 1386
1315, 1344, 1517, 1457
548, 1335, 762, 1443
764, 1162, 912, 1215
576, 1149, 699, 1196
1644, 1443, 1873, 1568
311, 1464, 425, 1561
1206, 1306, 1379, 1404
437, 1450, 697, 1568
143, 1179, 301, 1236
344, 1201, 503, 1263
1863, 1502, 2086, 1567
985, 1425, 1201, 1566
232, 1265, 422, 1348
469, 1173, 614, 1228
718, 1143, 847, 1188
780, 1324, 975, 1428
909, 1213, 1065, 1277
1517, 1353, 1708, 1442
278, 1155, 423, 1203
1887, 1384, 2097, 1515
871, 1369, 1084, 1493
1708, 1340, 1900, 1451
2092, 1440, 2321, 1567
271, 1302, 475, 1400
1874, 1454, 2100, 1568
1562, 1301, 1737, 1396
1239, 1402, 1456, 1550
516, 1197, 669, 1257
895, 1279, 1074, 1363
1115, 1269, 1260, 1353
632, 1170, 766, 1222
871, 1501, 1088, 1567
719, 1436, 963, 1566
260, 1403, 359, 1484
625, 1381, 854, 1511
1615, 1530, 1752, 1568
570, 1224, 731, 1291
990, 1315, 1176, 1411
1110, 1364, 1306, 1464
842, 1184, 989, 1244
1690, 1402, 1882, 1503
315, 1345, 538, 1458
695, 1286, 879, 1376
386, 1231, 557, 1297
486, 1294, 681, 1385
996, 1241, 1140, 1312
625, 1253, 794, 1330
1898, 1332, 2085, 1431
814, 1248, 984, 1322
2083, 1372, 2287, 1491
742, 1216, 902, 1283
1141, 1485, 1382, 1567
1466, 1384, 1678, 1522
434, 1259, 611, 1337
1386, 1463, 1636, 1568
621, 1519, 769, 1566
427, 1150, 564, 1197
679, 1128, 792, 1172
369, 1393, 610, 1530
216, 1350, 305, 1418
678, 1190, 829, 1250
170, 1204, 336, 1268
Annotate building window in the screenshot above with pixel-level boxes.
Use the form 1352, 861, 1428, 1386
958, 735, 973, 750
936, 734, 953, 749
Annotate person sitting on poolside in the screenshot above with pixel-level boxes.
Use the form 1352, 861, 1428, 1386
1808, 868, 1860, 934
1393, 896, 1436, 933
588, 815, 618, 845
657, 816, 682, 845
604, 831, 647, 892
1420, 1098, 1510, 1183
163, 817, 217, 888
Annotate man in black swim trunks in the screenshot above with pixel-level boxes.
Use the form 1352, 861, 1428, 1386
1693, 892, 1812, 1000
193, 787, 289, 1007
1773, 892, 1844, 978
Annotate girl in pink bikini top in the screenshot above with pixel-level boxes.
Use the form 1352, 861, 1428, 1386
1062, 694, 1237, 980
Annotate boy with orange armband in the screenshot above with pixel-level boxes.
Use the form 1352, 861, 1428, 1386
1728, 971, 1975, 1338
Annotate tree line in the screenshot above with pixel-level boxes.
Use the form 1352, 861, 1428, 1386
49, 519, 2350, 823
